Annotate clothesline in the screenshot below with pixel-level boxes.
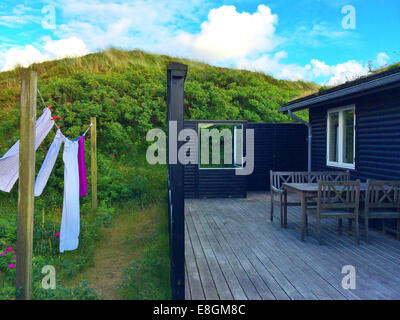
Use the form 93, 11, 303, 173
1, 93, 91, 253
37, 88, 93, 140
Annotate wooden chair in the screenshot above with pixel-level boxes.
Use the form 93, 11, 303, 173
306, 180, 361, 245
270, 170, 350, 228
362, 180, 400, 243
308, 171, 352, 229
270, 171, 308, 227
308, 171, 350, 183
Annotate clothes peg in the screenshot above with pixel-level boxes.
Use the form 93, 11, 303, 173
51, 115, 62, 121
47, 105, 53, 109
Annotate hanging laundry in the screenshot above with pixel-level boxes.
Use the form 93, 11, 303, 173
0, 108, 54, 193
78, 136, 88, 197
59, 138, 80, 253
34, 129, 65, 197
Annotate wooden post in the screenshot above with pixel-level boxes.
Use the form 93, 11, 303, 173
90, 117, 97, 215
16, 70, 37, 300
167, 63, 187, 300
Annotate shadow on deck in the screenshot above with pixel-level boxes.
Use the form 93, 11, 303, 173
185, 192, 400, 300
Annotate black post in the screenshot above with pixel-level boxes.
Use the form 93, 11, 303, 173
167, 62, 187, 300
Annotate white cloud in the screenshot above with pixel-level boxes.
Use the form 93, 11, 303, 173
237, 52, 369, 85
311, 52, 390, 85
237, 52, 310, 81
57, 18, 135, 51
376, 52, 390, 67
275, 63, 312, 81
309, 59, 334, 77
0, 2, 390, 86
1, 45, 50, 71
324, 60, 369, 85
44, 36, 89, 59
173, 4, 369, 85
284, 23, 357, 48
52, 0, 210, 52
0, 51, 6, 71
237, 51, 291, 75
175, 5, 280, 62
1, 37, 90, 71
12, 4, 33, 15
0, 4, 39, 28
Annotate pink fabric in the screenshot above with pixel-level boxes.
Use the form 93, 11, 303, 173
78, 136, 88, 197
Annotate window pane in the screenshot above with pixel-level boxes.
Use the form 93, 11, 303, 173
328, 112, 339, 162
233, 125, 243, 167
199, 123, 243, 169
343, 110, 354, 164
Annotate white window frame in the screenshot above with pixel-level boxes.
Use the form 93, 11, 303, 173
326, 105, 356, 170
198, 123, 244, 170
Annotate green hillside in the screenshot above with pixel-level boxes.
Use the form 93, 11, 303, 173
0, 48, 318, 150
0, 48, 318, 299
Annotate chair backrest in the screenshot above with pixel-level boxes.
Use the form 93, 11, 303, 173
365, 180, 400, 210
270, 170, 350, 190
317, 180, 361, 211
308, 171, 350, 183
270, 171, 309, 190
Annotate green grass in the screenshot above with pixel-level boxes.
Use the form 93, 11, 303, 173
118, 202, 171, 299
60, 201, 170, 300
0, 156, 168, 300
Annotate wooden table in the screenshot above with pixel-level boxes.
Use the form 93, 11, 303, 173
283, 182, 368, 241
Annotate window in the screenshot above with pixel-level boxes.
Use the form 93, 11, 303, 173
327, 106, 355, 169
198, 123, 243, 169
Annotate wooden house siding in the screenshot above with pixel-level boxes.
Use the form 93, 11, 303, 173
183, 121, 308, 198
309, 87, 400, 181
183, 120, 247, 199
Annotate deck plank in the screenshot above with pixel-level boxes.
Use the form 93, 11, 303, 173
185, 193, 400, 300
249, 197, 399, 299
189, 201, 262, 300
184, 212, 206, 300
198, 207, 291, 300
195, 202, 276, 300
188, 202, 248, 300
255, 197, 400, 299
222, 199, 347, 300
185, 211, 219, 300
186, 204, 234, 300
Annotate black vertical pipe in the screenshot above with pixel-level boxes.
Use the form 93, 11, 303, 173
167, 62, 188, 300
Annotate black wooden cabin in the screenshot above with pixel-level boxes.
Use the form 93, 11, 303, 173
279, 67, 400, 182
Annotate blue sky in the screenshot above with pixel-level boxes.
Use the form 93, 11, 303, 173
0, 0, 399, 84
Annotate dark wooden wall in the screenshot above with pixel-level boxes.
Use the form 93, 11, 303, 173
183, 120, 247, 199
247, 123, 308, 191
309, 87, 400, 181
183, 121, 308, 198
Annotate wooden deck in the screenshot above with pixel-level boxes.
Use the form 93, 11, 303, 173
185, 192, 400, 300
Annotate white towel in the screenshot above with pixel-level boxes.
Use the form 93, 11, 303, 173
59, 138, 80, 252
34, 129, 65, 197
0, 108, 54, 192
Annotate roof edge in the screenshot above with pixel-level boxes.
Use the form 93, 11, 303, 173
279, 67, 400, 113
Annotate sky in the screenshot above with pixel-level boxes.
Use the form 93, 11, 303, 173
0, 0, 399, 85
